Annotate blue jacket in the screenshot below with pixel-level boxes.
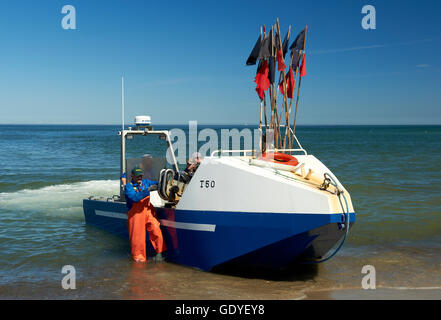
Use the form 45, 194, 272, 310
124, 179, 158, 210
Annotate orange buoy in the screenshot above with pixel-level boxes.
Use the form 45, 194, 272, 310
259, 152, 299, 166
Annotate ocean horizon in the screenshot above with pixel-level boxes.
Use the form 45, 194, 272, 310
1, 123, 441, 126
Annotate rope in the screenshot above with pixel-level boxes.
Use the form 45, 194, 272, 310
302, 173, 351, 264
271, 167, 323, 189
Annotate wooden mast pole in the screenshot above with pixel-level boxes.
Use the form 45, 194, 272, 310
291, 25, 308, 140
285, 50, 297, 149
275, 19, 291, 149
286, 48, 302, 149
259, 26, 263, 130
282, 26, 292, 149
272, 22, 284, 149
269, 25, 279, 148
262, 25, 268, 135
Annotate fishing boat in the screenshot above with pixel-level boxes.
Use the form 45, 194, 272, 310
83, 19, 356, 271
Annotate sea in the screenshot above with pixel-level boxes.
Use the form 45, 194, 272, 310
0, 124, 440, 299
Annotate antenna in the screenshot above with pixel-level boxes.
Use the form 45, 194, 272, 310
120, 75, 126, 200
121, 76, 125, 131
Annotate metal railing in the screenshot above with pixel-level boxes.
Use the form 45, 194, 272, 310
211, 148, 308, 157
210, 133, 307, 157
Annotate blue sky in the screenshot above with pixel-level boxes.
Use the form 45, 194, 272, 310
0, 0, 440, 125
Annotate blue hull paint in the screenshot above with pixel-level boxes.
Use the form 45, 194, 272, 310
83, 199, 356, 271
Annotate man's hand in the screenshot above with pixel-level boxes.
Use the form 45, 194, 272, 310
148, 185, 158, 192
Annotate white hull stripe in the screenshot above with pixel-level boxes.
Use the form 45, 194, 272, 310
94, 211, 216, 232
95, 210, 127, 220
159, 219, 216, 232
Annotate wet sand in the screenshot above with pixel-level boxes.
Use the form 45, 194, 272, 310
305, 288, 441, 300
1, 247, 440, 300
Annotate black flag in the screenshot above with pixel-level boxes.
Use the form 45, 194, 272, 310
257, 35, 271, 60
282, 31, 290, 58
275, 30, 281, 51
268, 30, 276, 84
289, 28, 306, 52
268, 57, 276, 84
269, 29, 275, 56
256, 60, 262, 75
246, 35, 262, 66
291, 50, 300, 69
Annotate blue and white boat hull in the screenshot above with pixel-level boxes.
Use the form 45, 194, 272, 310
83, 199, 355, 271
84, 154, 356, 271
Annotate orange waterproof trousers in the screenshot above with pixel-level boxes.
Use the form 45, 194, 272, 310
126, 196, 166, 262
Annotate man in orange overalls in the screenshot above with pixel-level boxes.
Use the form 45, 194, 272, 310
124, 167, 166, 263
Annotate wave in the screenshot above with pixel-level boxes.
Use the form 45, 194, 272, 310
0, 180, 119, 217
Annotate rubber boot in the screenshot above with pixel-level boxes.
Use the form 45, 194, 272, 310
153, 252, 165, 262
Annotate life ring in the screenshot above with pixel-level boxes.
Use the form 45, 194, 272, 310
260, 152, 299, 166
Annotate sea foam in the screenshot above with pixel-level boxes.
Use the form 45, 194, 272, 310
0, 180, 119, 217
